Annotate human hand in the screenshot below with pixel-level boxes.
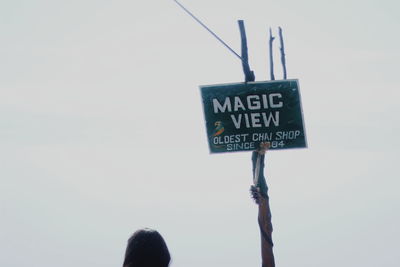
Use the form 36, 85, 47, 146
250, 185, 262, 204
252, 142, 270, 202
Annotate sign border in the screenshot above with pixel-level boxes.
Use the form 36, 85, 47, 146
199, 79, 308, 154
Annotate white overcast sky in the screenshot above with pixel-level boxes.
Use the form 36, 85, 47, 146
1, 0, 399, 266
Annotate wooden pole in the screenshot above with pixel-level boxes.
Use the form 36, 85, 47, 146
238, 20, 255, 82
278, 27, 287, 79
269, 28, 275, 81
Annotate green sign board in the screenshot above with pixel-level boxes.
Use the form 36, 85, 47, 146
200, 79, 307, 153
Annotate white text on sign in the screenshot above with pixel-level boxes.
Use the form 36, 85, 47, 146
212, 93, 283, 129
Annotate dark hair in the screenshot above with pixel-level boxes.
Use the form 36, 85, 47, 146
123, 228, 170, 267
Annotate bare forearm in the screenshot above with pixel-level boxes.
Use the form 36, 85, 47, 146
251, 145, 275, 267
258, 197, 275, 267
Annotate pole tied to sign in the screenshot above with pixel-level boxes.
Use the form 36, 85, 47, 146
174, 3, 304, 266
173, 0, 306, 154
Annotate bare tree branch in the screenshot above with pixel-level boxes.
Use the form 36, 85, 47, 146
278, 27, 287, 80
269, 28, 275, 81
238, 20, 255, 82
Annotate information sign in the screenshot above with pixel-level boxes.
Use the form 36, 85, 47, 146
200, 79, 307, 153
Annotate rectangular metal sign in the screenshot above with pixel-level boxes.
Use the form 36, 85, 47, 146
200, 79, 307, 153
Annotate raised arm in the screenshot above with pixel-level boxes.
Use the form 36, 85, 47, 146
251, 143, 275, 267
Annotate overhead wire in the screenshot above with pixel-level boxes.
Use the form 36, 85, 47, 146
173, 0, 243, 62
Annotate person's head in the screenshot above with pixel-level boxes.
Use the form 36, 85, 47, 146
123, 228, 170, 267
